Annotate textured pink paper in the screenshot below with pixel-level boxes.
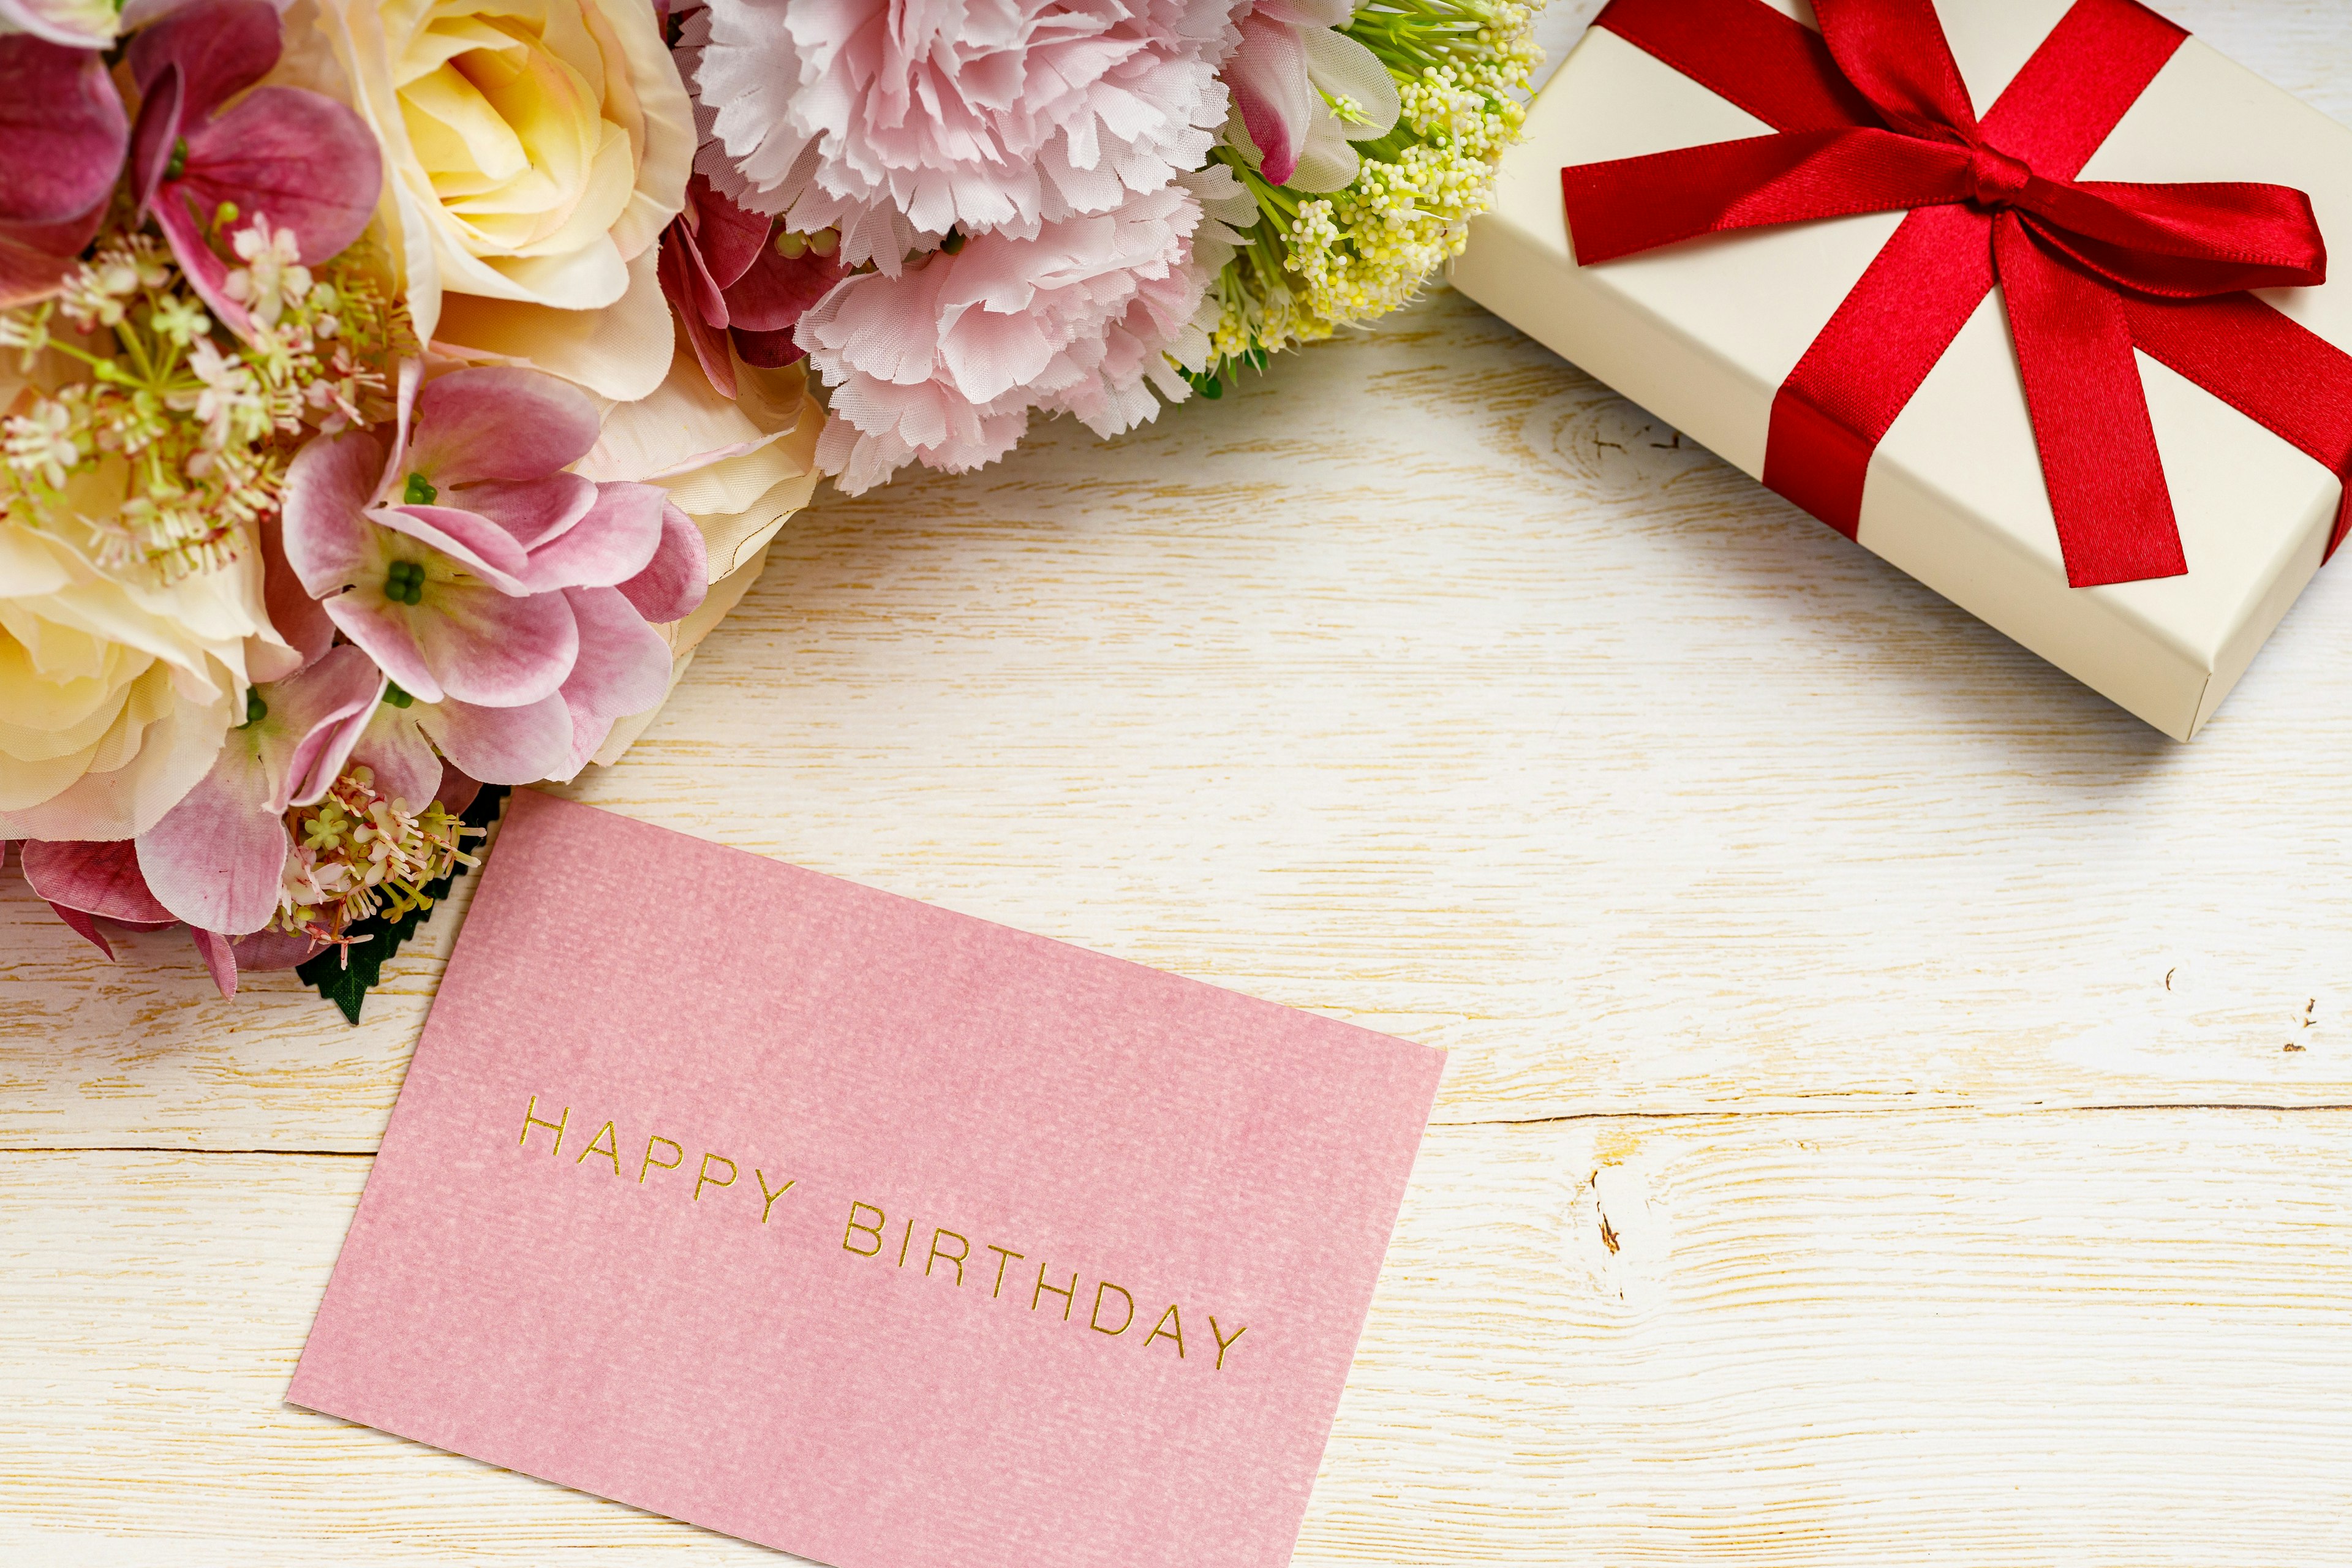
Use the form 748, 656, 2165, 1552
289, 790, 1444, 1567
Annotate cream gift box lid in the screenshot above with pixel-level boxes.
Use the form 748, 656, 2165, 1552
1452, 0, 2352, 739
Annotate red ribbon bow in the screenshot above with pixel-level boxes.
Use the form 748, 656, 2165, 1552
1560, 0, 2352, 587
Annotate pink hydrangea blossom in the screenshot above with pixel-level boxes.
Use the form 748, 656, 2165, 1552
131, 644, 385, 935
798, 167, 1249, 492
689, 0, 1243, 271
280, 364, 707, 780
124, 0, 381, 337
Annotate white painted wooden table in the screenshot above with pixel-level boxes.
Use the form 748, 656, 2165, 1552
7, 4, 2352, 1562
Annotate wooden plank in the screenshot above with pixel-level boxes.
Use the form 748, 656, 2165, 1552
4, 1109, 2347, 1565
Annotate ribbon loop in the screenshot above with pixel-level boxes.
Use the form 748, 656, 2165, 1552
1574, 0, 2348, 589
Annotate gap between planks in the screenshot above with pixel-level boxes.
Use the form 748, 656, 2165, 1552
7, 1098, 2349, 1158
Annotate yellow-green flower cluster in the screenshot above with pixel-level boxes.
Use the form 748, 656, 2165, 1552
0, 222, 412, 584
279, 764, 481, 947
1197, 0, 1542, 391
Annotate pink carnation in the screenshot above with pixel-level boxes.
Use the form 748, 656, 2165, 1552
688, 0, 1243, 271
796, 171, 1246, 493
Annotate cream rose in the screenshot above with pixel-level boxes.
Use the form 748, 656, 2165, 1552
315, 0, 692, 383
0, 515, 277, 843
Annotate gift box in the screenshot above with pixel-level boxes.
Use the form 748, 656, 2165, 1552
1452, 0, 2352, 739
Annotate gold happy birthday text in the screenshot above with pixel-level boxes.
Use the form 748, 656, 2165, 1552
513, 1095, 1250, 1372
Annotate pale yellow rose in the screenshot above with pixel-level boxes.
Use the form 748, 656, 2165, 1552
0, 513, 278, 842
571, 343, 824, 765
314, 0, 693, 398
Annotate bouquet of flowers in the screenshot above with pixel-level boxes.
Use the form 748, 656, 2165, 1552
0, 0, 1540, 1016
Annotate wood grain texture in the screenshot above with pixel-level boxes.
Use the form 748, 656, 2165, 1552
4, 1111, 2347, 1565
4, 1, 2351, 1562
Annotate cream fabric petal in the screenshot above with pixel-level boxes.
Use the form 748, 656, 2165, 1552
432, 244, 674, 400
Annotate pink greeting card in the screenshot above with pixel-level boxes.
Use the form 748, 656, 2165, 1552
289, 790, 1444, 1568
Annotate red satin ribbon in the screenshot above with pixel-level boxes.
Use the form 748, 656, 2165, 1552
1561, 0, 2352, 587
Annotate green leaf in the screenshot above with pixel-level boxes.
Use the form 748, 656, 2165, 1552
296, 783, 513, 1025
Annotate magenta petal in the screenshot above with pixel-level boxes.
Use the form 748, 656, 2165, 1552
412, 581, 578, 707
180, 88, 382, 263
129, 63, 182, 221
0, 37, 130, 227
374, 503, 531, 590
691, 176, 772, 292
136, 759, 292, 935
323, 592, 442, 704
229, 927, 323, 971
617, 499, 710, 624
409, 367, 601, 483
188, 927, 238, 998
434, 763, 481, 815
350, 706, 446, 810
731, 325, 809, 369
519, 481, 665, 592
282, 428, 389, 595
127, 0, 279, 119
1229, 13, 1312, 187
722, 243, 844, 334
21, 837, 174, 922
152, 189, 253, 336
258, 510, 334, 673
0, 201, 108, 307
265, 644, 384, 812
416, 693, 574, 785
453, 473, 597, 552
46, 901, 118, 960
662, 228, 737, 398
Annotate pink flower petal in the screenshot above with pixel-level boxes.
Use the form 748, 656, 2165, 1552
1229, 13, 1313, 187
556, 586, 674, 774
434, 763, 482, 815
188, 927, 238, 998
350, 705, 447, 811
416, 693, 574, 785
46, 901, 118, 960
264, 644, 384, 812
0, 202, 109, 308
20, 838, 173, 922
452, 473, 597, 553
126, 0, 278, 121
373, 503, 531, 591
407, 367, 601, 484
617, 499, 710, 624
135, 758, 291, 935
731, 325, 809, 369
690, 175, 772, 293
258, 510, 334, 674
0, 37, 129, 227
722, 241, 844, 334
662, 228, 737, 398
178, 87, 382, 263
517, 481, 666, 592
323, 592, 441, 704
409, 579, 579, 707
281, 428, 390, 596
151, 184, 251, 336
228, 928, 324, 971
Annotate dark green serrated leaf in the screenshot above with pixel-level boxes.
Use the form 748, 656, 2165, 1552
297, 783, 512, 1025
